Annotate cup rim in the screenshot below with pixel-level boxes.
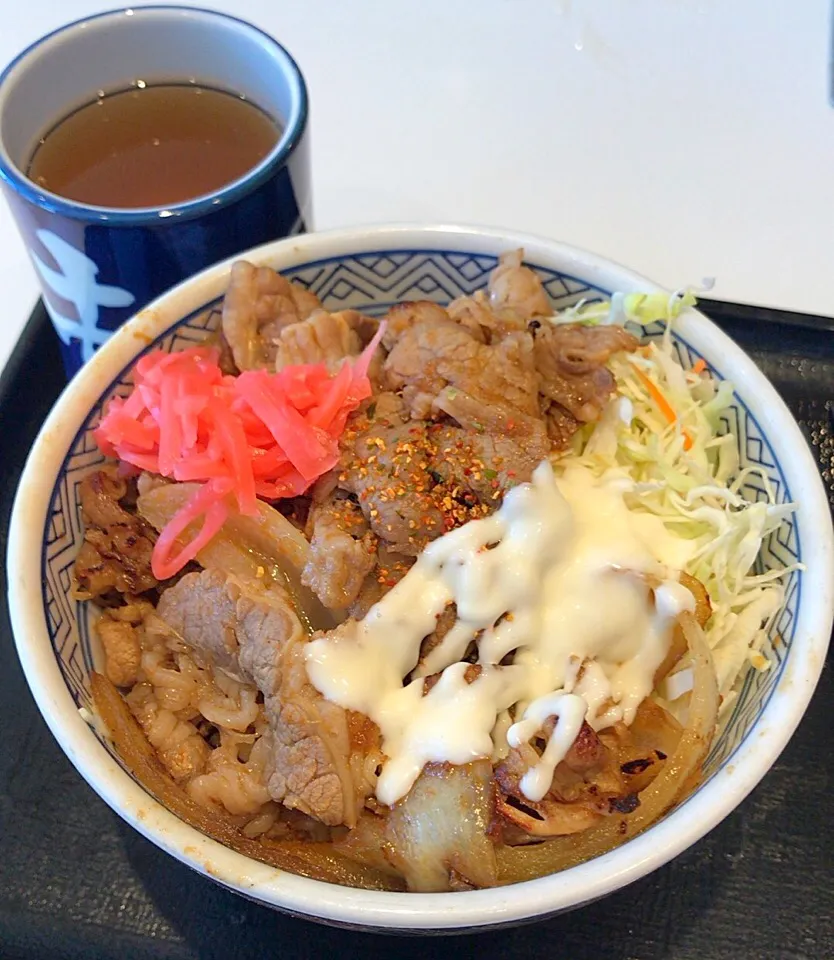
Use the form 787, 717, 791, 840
0, 5, 309, 225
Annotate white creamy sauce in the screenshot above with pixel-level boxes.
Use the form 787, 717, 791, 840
305, 462, 695, 806
506, 692, 588, 801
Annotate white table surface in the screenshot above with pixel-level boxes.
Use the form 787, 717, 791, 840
2, 0, 833, 375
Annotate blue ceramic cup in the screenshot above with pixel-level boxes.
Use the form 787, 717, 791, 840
0, 6, 311, 377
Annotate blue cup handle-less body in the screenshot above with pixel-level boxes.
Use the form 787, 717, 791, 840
0, 6, 311, 377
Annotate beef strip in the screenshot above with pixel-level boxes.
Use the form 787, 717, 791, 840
495, 722, 630, 837
343, 311, 382, 348
274, 309, 363, 372
301, 494, 377, 610
424, 423, 546, 502
381, 311, 471, 419
342, 423, 445, 554
533, 322, 639, 447
376, 300, 551, 511
157, 568, 378, 826
348, 546, 414, 619
73, 467, 158, 600
221, 260, 322, 371
126, 680, 211, 782
96, 617, 141, 687
335, 371, 553, 553
337, 393, 441, 553
338, 394, 507, 555
95, 599, 153, 688
382, 311, 540, 425
488, 249, 552, 321
380, 300, 453, 352
544, 404, 583, 449
447, 290, 526, 342
377, 255, 637, 455
416, 604, 463, 674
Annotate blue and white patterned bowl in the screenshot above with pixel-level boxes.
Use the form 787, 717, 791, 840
7, 225, 834, 931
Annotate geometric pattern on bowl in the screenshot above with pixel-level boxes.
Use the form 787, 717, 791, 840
41, 248, 800, 798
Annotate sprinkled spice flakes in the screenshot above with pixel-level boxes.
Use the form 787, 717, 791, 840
337, 403, 517, 553
376, 561, 408, 588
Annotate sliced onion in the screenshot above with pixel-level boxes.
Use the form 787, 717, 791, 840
138, 481, 335, 632
653, 572, 711, 685
91, 672, 399, 890
628, 698, 683, 763
384, 761, 498, 891
496, 611, 719, 883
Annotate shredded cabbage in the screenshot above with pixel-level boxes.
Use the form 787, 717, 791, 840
549, 285, 703, 328
548, 293, 799, 719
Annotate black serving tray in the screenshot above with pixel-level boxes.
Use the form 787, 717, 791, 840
0, 302, 832, 960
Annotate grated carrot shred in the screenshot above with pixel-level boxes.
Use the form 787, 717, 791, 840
632, 363, 693, 451
691, 358, 707, 375
95, 323, 385, 580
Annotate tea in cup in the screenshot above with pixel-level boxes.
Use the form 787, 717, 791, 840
0, 7, 311, 376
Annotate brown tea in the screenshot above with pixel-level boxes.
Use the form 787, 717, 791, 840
27, 83, 281, 208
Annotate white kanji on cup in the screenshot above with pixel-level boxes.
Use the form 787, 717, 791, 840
31, 229, 135, 361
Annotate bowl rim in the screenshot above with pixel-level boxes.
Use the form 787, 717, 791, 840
7, 223, 834, 930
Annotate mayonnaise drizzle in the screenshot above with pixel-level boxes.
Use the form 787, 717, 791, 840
506, 692, 588, 801
304, 462, 695, 806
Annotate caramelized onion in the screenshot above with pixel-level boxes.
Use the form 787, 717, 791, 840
653, 572, 711, 685
617, 699, 682, 793
91, 672, 400, 891
138, 482, 335, 631
383, 761, 498, 892
496, 611, 719, 883
496, 794, 602, 837
628, 698, 683, 762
